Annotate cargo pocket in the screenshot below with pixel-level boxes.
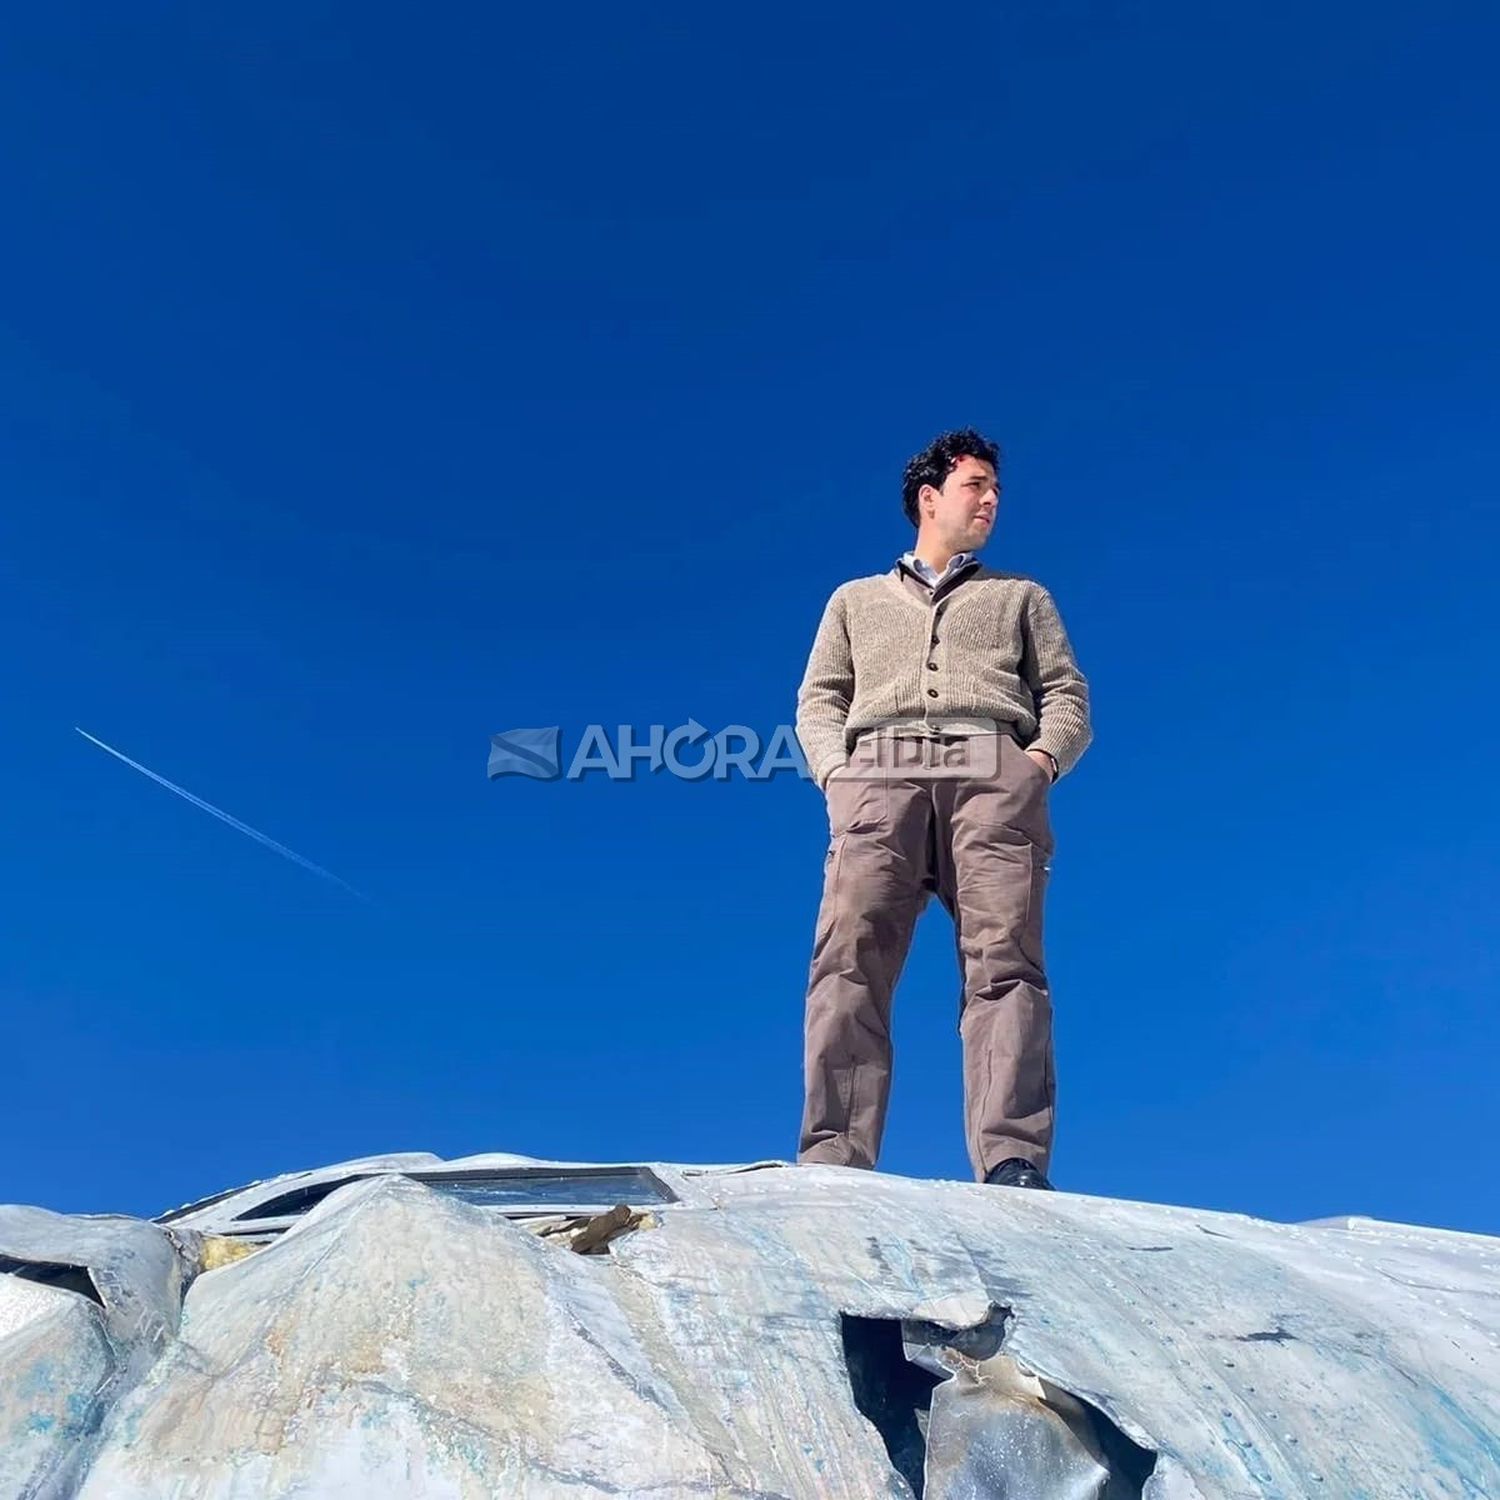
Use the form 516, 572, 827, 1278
1019, 842, 1052, 970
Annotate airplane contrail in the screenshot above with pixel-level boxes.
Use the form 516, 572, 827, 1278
75, 727, 370, 901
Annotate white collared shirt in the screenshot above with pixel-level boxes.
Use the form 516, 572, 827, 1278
899, 550, 976, 589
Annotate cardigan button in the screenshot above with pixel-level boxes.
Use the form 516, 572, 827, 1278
926, 688, 938, 698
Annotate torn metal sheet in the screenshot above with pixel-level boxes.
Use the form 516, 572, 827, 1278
0, 1206, 188, 1497
0, 1155, 1496, 1497
923, 1349, 1144, 1499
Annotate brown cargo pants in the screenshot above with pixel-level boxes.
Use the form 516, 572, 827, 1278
798, 729, 1056, 1180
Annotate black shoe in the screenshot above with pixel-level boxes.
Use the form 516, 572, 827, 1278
984, 1158, 1055, 1190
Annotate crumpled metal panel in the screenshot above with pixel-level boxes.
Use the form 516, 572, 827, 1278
651, 1169, 1500, 1496
0, 1207, 187, 1498
0, 1275, 112, 1498
923, 1361, 1111, 1500
1, 1157, 1497, 1497
902, 1322, 1134, 1500
79, 1176, 783, 1499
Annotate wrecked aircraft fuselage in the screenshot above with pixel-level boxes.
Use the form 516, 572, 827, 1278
2, 1153, 1498, 1497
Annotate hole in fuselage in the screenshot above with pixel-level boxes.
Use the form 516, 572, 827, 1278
840, 1313, 942, 1496
0, 1257, 104, 1307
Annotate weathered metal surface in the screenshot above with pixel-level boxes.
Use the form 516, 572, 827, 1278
0, 1206, 187, 1498
1, 1155, 1497, 1497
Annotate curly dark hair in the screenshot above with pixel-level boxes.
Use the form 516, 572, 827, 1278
901, 428, 1002, 526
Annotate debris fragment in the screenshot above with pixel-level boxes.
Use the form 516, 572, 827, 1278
197, 1237, 261, 1272
533, 1203, 657, 1254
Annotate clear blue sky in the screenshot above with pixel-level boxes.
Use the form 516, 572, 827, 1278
3, 3, 1496, 1234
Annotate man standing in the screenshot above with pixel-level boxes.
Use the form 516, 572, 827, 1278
794, 429, 1092, 1189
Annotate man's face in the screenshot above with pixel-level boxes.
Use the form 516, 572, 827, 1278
921, 455, 999, 550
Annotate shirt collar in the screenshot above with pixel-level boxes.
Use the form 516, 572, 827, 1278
898, 550, 978, 587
